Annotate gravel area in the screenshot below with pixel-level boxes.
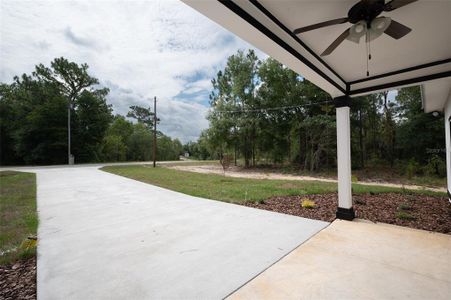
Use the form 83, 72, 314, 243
244, 193, 451, 234
0, 257, 36, 300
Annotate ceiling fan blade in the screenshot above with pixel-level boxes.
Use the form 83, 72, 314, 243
321, 28, 351, 56
293, 17, 348, 34
384, 19, 412, 39
384, 0, 418, 12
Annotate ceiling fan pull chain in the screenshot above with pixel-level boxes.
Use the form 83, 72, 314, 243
366, 30, 370, 77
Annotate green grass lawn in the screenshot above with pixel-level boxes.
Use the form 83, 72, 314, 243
0, 171, 37, 265
102, 165, 445, 204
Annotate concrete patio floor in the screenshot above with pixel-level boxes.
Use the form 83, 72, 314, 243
32, 166, 328, 299
229, 219, 451, 300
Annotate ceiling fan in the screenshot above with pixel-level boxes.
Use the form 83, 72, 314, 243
293, 0, 417, 57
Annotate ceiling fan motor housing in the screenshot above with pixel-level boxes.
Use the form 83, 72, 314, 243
348, 0, 386, 26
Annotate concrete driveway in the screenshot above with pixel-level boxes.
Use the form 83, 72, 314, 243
31, 166, 328, 299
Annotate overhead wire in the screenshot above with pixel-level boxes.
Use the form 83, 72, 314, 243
212, 99, 334, 114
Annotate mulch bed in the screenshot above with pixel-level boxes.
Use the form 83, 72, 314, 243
0, 257, 36, 300
244, 193, 451, 234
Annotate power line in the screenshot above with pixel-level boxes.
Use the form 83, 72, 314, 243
212, 100, 333, 114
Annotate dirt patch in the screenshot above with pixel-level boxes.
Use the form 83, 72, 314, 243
0, 257, 36, 300
244, 193, 451, 234
166, 165, 446, 193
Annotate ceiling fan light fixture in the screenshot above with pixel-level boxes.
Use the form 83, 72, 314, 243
347, 21, 367, 43
367, 17, 392, 41
355, 24, 365, 33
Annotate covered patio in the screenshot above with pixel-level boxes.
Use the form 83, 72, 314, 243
182, 0, 451, 220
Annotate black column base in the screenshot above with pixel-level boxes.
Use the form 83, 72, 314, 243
336, 207, 355, 220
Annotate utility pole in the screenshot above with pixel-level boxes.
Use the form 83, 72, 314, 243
153, 96, 157, 168
68, 100, 72, 165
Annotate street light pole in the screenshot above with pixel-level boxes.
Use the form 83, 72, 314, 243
153, 96, 157, 168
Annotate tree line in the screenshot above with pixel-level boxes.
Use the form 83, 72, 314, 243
186, 50, 445, 177
0, 57, 182, 165
1, 53, 445, 177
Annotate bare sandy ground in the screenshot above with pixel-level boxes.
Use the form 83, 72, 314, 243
167, 164, 446, 193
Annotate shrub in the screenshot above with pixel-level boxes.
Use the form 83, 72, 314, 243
398, 202, 412, 211
301, 198, 315, 209
423, 155, 446, 177
405, 159, 421, 179
396, 211, 415, 220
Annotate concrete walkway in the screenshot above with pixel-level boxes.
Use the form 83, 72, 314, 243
32, 166, 328, 299
229, 220, 451, 300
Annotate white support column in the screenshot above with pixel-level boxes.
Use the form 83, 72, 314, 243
335, 97, 355, 220
444, 94, 451, 200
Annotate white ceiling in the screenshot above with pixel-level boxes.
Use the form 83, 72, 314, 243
422, 77, 451, 112
182, 0, 451, 109
260, 0, 451, 82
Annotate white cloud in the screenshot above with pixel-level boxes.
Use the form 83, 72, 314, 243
183, 79, 212, 95
63, 26, 110, 52
0, 0, 267, 143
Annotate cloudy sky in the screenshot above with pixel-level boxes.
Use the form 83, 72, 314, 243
0, 0, 266, 143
